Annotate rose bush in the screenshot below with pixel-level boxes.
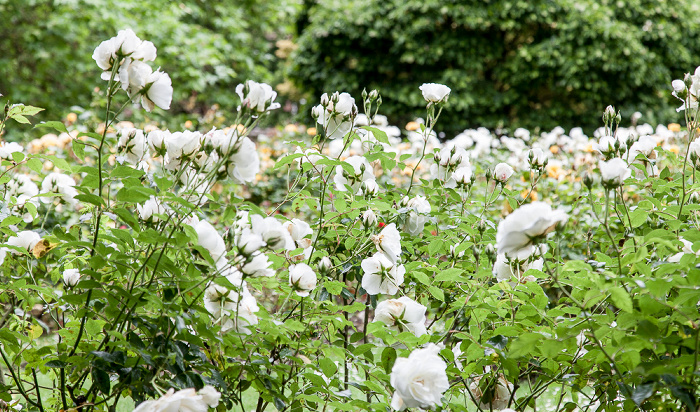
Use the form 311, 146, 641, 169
2, 31, 700, 412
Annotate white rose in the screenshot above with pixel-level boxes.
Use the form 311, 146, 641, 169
529, 147, 547, 166
390, 343, 449, 410
599, 158, 631, 186
227, 137, 260, 184
40, 173, 78, 206
251, 215, 294, 250
137, 196, 169, 221
496, 201, 568, 258
235, 80, 281, 113
403, 196, 431, 236
370, 223, 402, 264
198, 385, 221, 408
361, 252, 405, 295
493, 163, 514, 182
289, 263, 317, 297
62, 269, 81, 287
6, 230, 41, 253
141, 70, 172, 112
193, 219, 227, 265
284, 219, 313, 250
0, 141, 24, 159
241, 252, 275, 278
419, 83, 451, 103
374, 296, 427, 336
117, 127, 149, 164
469, 374, 514, 410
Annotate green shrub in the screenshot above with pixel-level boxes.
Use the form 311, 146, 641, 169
290, 0, 700, 134
0, 0, 295, 129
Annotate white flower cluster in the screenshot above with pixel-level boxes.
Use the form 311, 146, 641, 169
92, 29, 172, 112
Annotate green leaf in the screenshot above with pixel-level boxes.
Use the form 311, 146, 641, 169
318, 357, 337, 378
428, 286, 445, 301
381, 347, 397, 373
435, 268, 463, 282
72, 139, 85, 160
74, 194, 105, 207
35, 121, 68, 134
324, 280, 344, 295
362, 126, 389, 144
91, 368, 110, 395
608, 286, 633, 313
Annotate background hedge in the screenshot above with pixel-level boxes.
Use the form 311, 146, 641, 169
289, 0, 700, 134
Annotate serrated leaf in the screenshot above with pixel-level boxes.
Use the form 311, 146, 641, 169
324, 280, 344, 295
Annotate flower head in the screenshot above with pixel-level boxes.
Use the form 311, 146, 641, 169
496, 202, 568, 258
390, 343, 449, 410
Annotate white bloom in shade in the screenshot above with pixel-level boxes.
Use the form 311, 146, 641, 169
198, 385, 221, 408
289, 263, 317, 296
236, 80, 281, 114
193, 220, 227, 265
390, 343, 449, 411
469, 374, 514, 410
493, 254, 543, 282
374, 296, 427, 336
251, 215, 294, 250
137, 196, 169, 221
361, 252, 405, 295
117, 128, 148, 164
6, 231, 41, 253
284, 218, 313, 250
403, 196, 431, 236
668, 238, 700, 263
235, 227, 265, 256
493, 163, 514, 182
419, 83, 451, 103
0, 141, 23, 159
241, 252, 275, 278
62, 269, 81, 287
140, 70, 172, 112
132, 387, 212, 412
203, 283, 259, 334
164, 130, 202, 169
599, 158, 631, 186
7, 174, 39, 208
370, 223, 402, 263
227, 137, 260, 184
40, 173, 78, 206
496, 202, 568, 258
362, 210, 378, 228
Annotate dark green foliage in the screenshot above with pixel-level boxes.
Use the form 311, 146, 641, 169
0, 0, 294, 125
291, 0, 700, 134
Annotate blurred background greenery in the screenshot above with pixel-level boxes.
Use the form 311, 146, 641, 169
2, 0, 699, 138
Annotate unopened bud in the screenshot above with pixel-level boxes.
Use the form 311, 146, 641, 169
318, 256, 332, 276
583, 173, 594, 190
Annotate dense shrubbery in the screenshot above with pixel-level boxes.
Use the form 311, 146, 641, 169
3, 26, 700, 412
0, 0, 295, 129
290, 0, 700, 134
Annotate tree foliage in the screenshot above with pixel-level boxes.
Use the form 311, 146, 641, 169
290, 0, 700, 133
